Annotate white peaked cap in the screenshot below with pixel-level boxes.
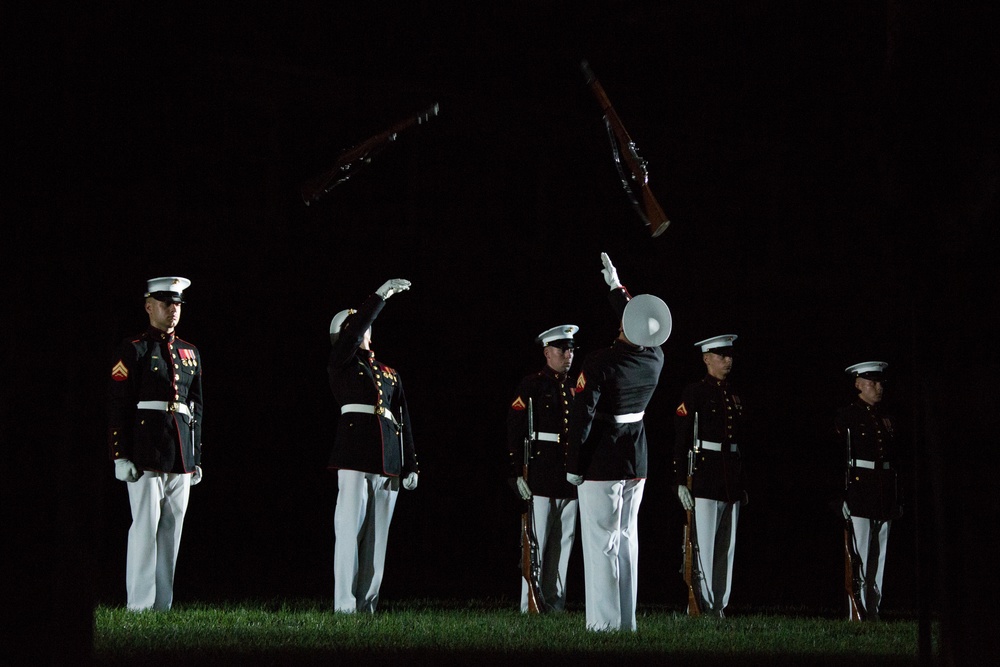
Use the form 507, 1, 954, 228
145, 276, 191, 303
329, 309, 356, 336
622, 294, 672, 347
536, 324, 579, 347
695, 334, 738, 354
845, 361, 888, 378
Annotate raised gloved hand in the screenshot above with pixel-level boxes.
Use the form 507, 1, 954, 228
516, 477, 532, 500
600, 252, 622, 290
566, 473, 584, 486
376, 279, 412, 300
191, 465, 203, 486
402, 472, 418, 491
842, 500, 850, 520
114, 458, 140, 483
677, 485, 694, 511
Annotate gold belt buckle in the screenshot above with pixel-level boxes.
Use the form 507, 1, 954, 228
166, 402, 178, 412
375, 406, 385, 416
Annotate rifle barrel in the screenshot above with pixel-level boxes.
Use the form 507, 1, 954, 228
580, 60, 670, 237
521, 398, 544, 614
301, 103, 439, 206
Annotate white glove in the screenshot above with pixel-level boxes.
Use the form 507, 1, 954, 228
376, 279, 411, 300
114, 458, 140, 483
677, 485, 694, 511
566, 473, 584, 486
842, 500, 850, 520
600, 252, 622, 289
402, 472, 418, 490
190, 465, 203, 486
516, 477, 532, 500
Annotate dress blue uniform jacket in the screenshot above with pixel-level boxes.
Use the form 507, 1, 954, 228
835, 400, 900, 520
327, 293, 417, 478
507, 366, 578, 499
108, 327, 203, 473
566, 287, 664, 481
673, 376, 747, 502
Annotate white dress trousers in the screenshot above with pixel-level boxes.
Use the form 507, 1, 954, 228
577, 478, 645, 631
520, 495, 579, 612
125, 471, 192, 611
850, 515, 891, 613
693, 497, 740, 614
333, 469, 400, 613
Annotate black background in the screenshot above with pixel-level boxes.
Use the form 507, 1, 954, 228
4, 2, 999, 664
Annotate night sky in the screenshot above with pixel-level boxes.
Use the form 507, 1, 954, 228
6, 2, 1000, 662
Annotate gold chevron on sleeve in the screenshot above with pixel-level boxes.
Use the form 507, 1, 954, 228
111, 360, 129, 381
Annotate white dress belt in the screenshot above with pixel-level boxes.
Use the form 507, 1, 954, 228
597, 411, 644, 424
136, 400, 192, 417
341, 403, 398, 425
699, 440, 739, 453
534, 432, 560, 442
851, 459, 891, 470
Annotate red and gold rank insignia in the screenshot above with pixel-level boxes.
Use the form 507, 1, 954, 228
111, 360, 129, 381
676, 402, 688, 417
575, 372, 586, 393
511, 396, 526, 411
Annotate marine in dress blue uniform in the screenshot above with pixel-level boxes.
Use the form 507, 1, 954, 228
507, 325, 580, 612
835, 361, 900, 620
565, 253, 670, 632
674, 334, 747, 618
108, 276, 203, 611
327, 279, 418, 613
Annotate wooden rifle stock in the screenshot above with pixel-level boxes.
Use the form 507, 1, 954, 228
521, 505, 543, 614
580, 60, 670, 238
521, 398, 545, 614
683, 507, 700, 617
301, 103, 439, 205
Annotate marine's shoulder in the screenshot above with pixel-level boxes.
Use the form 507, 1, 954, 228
174, 336, 200, 351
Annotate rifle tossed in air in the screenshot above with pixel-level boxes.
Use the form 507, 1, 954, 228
581, 60, 671, 238
300, 103, 439, 205
520, 398, 545, 614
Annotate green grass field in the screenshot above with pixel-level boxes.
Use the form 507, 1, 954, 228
93, 599, 933, 666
